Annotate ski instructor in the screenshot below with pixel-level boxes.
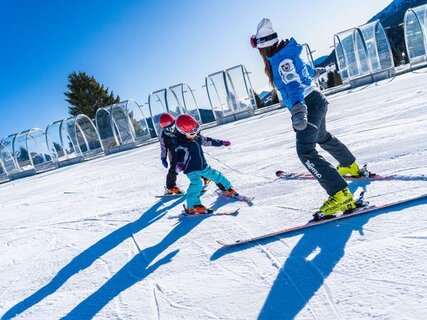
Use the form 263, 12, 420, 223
251, 18, 362, 219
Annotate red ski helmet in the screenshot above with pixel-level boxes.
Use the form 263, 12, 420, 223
159, 113, 175, 128
176, 114, 200, 135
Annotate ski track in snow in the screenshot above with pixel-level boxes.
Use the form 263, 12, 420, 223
1, 70, 427, 319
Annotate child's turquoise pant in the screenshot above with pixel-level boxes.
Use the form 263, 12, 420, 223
185, 166, 232, 208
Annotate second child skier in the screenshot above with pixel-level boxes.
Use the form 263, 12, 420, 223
159, 113, 184, 195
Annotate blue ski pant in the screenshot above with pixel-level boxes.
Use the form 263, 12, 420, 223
296, 90, 356, 196
185, 166, 232, 207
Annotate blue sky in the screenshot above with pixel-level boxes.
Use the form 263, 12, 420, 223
0, 0, 392, 138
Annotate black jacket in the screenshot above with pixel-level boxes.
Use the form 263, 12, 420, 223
175, 133, 223, 174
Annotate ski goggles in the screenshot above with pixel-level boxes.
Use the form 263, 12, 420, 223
184, 124, 200, 137
163, 124, 176, 136
250, 33, 278, 48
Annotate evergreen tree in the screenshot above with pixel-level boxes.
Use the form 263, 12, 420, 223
326, 71, 335, 88
333, 70, 342, 86
326, 70, 343, 88
270, 90, 279, 105
65, 72, 120, 119
251, 90, 265, 109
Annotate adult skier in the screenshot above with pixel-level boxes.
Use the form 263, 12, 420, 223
251, 18, 364, 217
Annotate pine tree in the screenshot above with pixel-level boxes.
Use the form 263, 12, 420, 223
326, 71, 335, 88
270, 90, 279, 105
65, 72, 120, 119
326, 70, 343, 88
251, 89, 265, 109
333, 70, 342, 86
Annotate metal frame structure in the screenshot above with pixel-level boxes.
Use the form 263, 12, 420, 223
167, 83, 202, 123
2, 128, 58, 174
74, 114, 104, 158
148, 89, 169, 137
118, 99, 151, 145
46, 119, 83, 164
334, 21, 395, 87
205, 64, 255, 124
46, 115, 104, 165
0, 141, 17, 182
95, 103, 136, 153
404, 4, 427, 65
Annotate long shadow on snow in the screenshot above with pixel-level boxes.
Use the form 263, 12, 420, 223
62, 195, 232, 319
211, 182, 427, 319
2, 196, 190, 319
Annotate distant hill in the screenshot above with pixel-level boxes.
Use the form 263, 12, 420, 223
313, 55, 329, 66
316, 0, 427, 67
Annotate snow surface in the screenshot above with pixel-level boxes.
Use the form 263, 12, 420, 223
1, 70, 427, 319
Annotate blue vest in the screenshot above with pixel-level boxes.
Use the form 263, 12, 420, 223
267, 38, 315, 110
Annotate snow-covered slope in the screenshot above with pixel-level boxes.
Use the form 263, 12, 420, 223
1, 70, 427, 319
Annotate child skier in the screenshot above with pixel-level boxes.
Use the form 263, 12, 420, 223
159, 113, 184, 195
251, 18, 365, 219
174, 114, 235, 214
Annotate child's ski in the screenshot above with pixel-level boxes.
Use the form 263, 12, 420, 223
231, 193, 255, 204
216, 190, 254, 204
169, 208, 240, 219
155, 192, 185, 198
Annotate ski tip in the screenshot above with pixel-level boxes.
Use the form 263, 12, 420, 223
216, 240, 236, 247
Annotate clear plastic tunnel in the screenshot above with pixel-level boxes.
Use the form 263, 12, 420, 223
0, 139, 18, 179
205, 71, 234, 119
148, 89, 169, 136
404, 4, 427, 65
225, 65, 256, 112
168, 83, 202, 123
11, 128, 58, 173
95, 104, 136, 151
74, 115, 103, 158
120, 99, 151, 144
334, 21, 394, 85
46, 119, 83, 163
205, 65, 255, 123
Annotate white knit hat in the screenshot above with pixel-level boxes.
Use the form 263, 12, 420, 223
255, 18, 279, 48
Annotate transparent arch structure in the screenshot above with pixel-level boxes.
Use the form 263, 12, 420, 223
148, 84, 204, 136
205, 64, 255, 125
120, 99, 151, 144
0, 141, 18, 182
74, 115, 104, 157
404, 4, 427, 65
148, 89, 170, 137
167, 83, 202, 124
1, 129, 58, 175
300, 43, 319, 87
1, 135, 22, 178
46, 115, 103, 165
0, 143, 8, 182
334, 21, 395, 87
95, 104, 136, 154
301, 43, 315, 70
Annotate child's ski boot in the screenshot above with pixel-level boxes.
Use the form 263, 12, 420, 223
165, 186, 184, 195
